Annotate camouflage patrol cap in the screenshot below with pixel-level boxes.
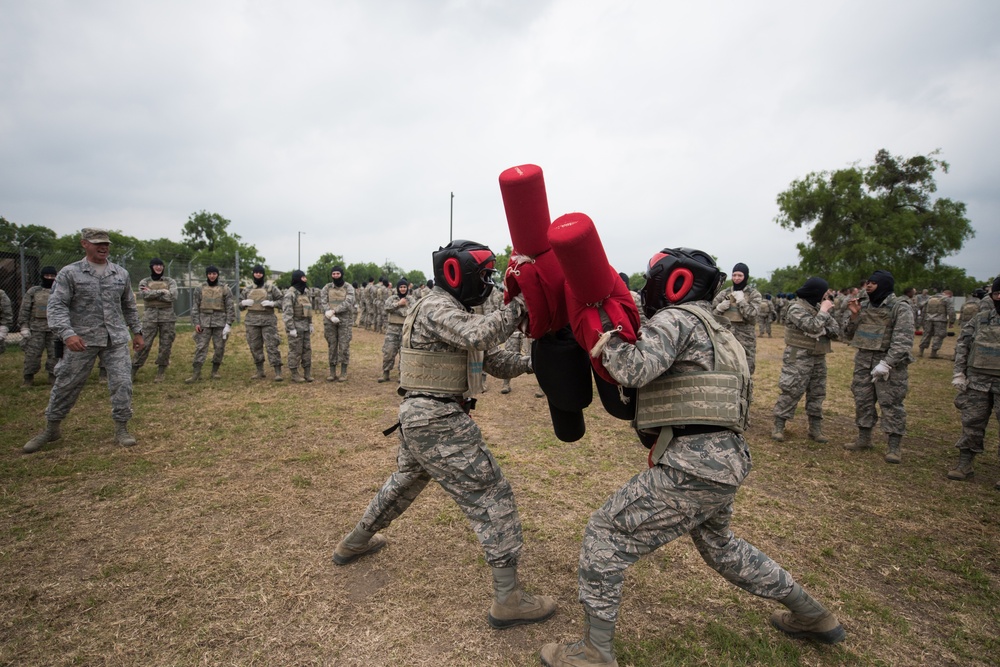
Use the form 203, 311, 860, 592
81, 228, 112, 243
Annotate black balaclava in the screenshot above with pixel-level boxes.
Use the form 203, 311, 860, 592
427, 279, 434, 289
252, 265, 266, 287
992, 276, 1000, 315
291, 270, 307, 293
618, 271, 630, 290
732, 262, 749, 291
331, 266, 345, 287
395, 278, 409, 297
149, 258, 164, 280
796, 277, 829, 307
41, 266, 57, 289
206, 265, 220, 286
867, 270, 895, 307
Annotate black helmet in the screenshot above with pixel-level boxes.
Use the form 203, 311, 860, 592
432, 239, 496, 308
641, 247, 724, 318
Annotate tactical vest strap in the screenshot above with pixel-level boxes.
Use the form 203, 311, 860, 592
397, 298, 468, 394
248, 287, 268, 312
200, 285, 225, 312
293, 293, 313, 319
926, 296, 946, 316
851, 307, 892, 351
969, 316, 1000, 375
32, 289, 51, 319
784, 315, 832, 354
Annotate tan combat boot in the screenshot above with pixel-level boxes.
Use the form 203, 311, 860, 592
771, 417, 786, 442
377, 371, 391, 383
947, 450, 976, 480
488, 567, 557, 629
154, 366, 167, 383
884, 434, 902, 464
337, 363, 348, 382
540, 615, 618, 666
185, 364, 202, 384
211, 362, 222, 379
273, 365, 283, 382
23, 420, 62, 454
808, 416, 829, 443
843, 427, 873, 451
252, 362, 266, 380
114, 421, 137, 447
770, 583, 845, 644
333, 525, 388, 565
302, 365, 314, 382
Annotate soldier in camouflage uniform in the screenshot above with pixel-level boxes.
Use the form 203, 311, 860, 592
540, 248, 843, 667
377, 278, 413, 383
758, 294, 775, 337
186, 265, 235, 383
500, 330, 528, 394
282, 270, 314, 382
914, 289, 930, 331
23, 229, 144, 454
842, 270, 915, 464
947, 277, 1000, 488
771, 278, 840, 444
711, 262, 762, 375
373, 278, 390, 333
918, 289, 954, 358
0, 288, 11, 354
320, 266, 355, 382
958, 289, 987, 328
18, 266, 59, 386
333, 240, 556, 631
240, 265, 284, 381
132, 258, 177, 383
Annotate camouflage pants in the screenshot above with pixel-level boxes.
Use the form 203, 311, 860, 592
246, 322, 282, 366
758, 319, 772, 337
578, 464, 793, 622
324, 320, 353, 367
381, 323, 403, 373
193, 326, 227, 366
133, 320, 176, 368
731, 322, 757, 375
358, 398, 523, 568
919, 320, 947, 353
953, 380, 1000, 454
287, 321, 312, 369
772, 348, 828, 420
22, 329, 57, 376
46, 342, 133, 422
851, 356, 908, 434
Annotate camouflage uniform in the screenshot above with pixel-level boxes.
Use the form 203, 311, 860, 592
348, 287, 531, 567
191, 281, 235, 367
18, 284, 58, 379
133, 274, 178, 372
240, 281, 284, 369
843, 293, 914, 436
772, 298, 840, 425
374, 281, 390, 333
0, 289, 12, 353
918, 292, 954, 357
320, 280, 356, 378
914, 290, 929, 330
380, 289, 414, 377
580, 300, 794, 623
44, 258, 142, 423
712, 285, 762, 374
958, 297, 983, 328
951, 307, 1000, 459
757, 297, 774, 337
282, 285, 313, 372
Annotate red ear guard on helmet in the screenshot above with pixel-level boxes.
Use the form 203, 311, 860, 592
641, 247, 722, 318
433, 240, 496, 308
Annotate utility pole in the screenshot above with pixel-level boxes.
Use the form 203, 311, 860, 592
298, 231, 305, 270
449, 192, 454, 243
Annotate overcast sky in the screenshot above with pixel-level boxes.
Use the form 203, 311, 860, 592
2, 0, 998, 284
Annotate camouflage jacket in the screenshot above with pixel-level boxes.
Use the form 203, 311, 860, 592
191, 282, 236, 329
138, 276, 178, 323
784, 299, 840, 347
18, 285, 52, 331
843, 293, 915, 368
239, 283, 284, 326
319, 282, 356, 317
601, 300, 751, 486
384, 292, 414, 324
712, 286, 762, 325
47, 259, 141, 346
0, 289, 12, 330
954, 308, 1000, 390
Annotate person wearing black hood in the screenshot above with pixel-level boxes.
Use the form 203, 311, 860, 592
187, 265, 235, 383
842, 270, 915, 463
771, 278, 840, 443
377, 278, 414, 383
320, 266, 356, 382
132, 258, 178, 383
947, 276, 1000, 488
282, 270, 314, 382
240, 265, 285, 381
712, 262, 763, 375
958, 288, 987, 327
374, 277, 390, 333
18, 266, 60, 386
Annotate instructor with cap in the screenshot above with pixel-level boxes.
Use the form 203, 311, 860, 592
23, 228, 144, 454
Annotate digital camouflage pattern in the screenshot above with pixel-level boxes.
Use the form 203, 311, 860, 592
712, 286, 762, 374
773, 299, 840, 421
757, 298, 774, 337
282, 286, 312, 369
843, 293, 915, 434
918, 292, 954, 355
18, 285, 57, 376
191, 281, 235, 366
320, 281, 356, 370
240, 282, 284, 367
579, 300, 795, 623
134, 275, 178, 369
952, 308, 1000, 455
381, 291, 414, 374
350, 286, 530, 568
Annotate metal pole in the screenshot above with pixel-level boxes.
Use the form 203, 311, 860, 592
449, 192, 454, 243
234, 250, 241, 324
17, 233, 35, 297
298, 231, 305, 270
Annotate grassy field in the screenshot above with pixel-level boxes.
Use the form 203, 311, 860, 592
1, 319, 997, 666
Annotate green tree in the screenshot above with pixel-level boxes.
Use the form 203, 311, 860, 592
0, 218, 58, 253
404, 270, 427, 286
182, 211, 265, 278
774, 149, 974, 288
346, 262, 381, 286
307, 253, 346, 287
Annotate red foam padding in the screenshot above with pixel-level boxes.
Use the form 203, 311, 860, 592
499, 164, 551, 256
548, 212, 615, 303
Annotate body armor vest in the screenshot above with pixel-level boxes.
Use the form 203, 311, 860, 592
146, 280, 172, 308
326, 284, 348, 309
32, 288, 51, 319
720, 295, 744, 323
784, 304, 832, 354
633, 304, 751, 434
293, 292, 313, 319
388, 299, 408, 325
960, 300, 980, 324
200, 285, 225, 312
968, 316, 1000, 376
247, 287, 268, 311
926, 296, 946, 316
851, 306, 893, 351
398, 299, 468, 395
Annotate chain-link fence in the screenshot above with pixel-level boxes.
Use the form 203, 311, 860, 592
0, 245, 245, 338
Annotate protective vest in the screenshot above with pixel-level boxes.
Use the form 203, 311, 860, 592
633, 304, 751, 434
32, 288, 51, 319
968, 315, 1000, 376
247, 287, 268, 312
926, 296, 946, 317
292, 292, 313, 319
784, 304, 833, 354
720, 293, 745, 323
327, 284, 348, 310
200, 285, 225, 312
146, 280, 172, 308
851, 306, 893, 351
960, 300, 980, 324
397, 298, 468, 395
388, 297, 409, 325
